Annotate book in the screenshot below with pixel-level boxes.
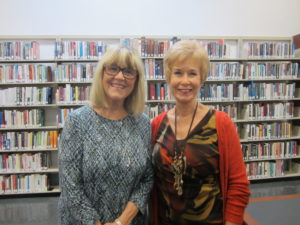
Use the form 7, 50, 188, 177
293, 34, 300, 57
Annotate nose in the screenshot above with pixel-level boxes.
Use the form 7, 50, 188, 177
181, 73, 190, 83
114, 70, 125, 80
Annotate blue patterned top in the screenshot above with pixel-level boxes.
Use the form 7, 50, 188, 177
58, 105, 153, 225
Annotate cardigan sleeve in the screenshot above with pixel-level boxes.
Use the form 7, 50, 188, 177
59, 112, 100, 225
218, 112, 251, 224
129, 114, 154, 215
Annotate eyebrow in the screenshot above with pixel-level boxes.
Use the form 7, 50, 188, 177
173, 68, 198, 71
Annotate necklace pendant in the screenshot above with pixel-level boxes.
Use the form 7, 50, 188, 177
177, 186, 183, 196
173, 102, 198, 196
171, 154, 184, 196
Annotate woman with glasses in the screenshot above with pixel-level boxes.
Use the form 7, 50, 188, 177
150, 40, 250, 225
58, 46, 153, 225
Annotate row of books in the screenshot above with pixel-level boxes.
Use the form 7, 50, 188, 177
0, 64, 54, 83
242, 141, 298, 160
0, 174, 48, 193
245, 41, 294, 58
0, 39, 296, 60
56, 63, 96, 82
198, 39, 231, 58
241, 122, 292, 140
0, 152, 50, 172
145, 102, 296, 121
148, 83, 170, 100
246, 160, 288, 178
57, 108, 74, 126
242, 62, 298, 79
0, 86, 93, 106
0, 87, 53, 106
1, 61, 298, 84
208, 104, 237, 119
0, 63, 97, 83
54, 41, 104, 59
140, 37, 176, 57
144, 103, 173, 119
201, 102, 294, 120
199, 82, 296, 101
0, 41, 40, 60
149, 81, 296, 102
208, 62, 299, 80
243, 102, 294, 120
144, 59, 164, 79
0, 131, 58, 150
0, 83, 296, 105
0, 101, 295, 126
56, 85, 91, 104
0, 109, 45, 128
140, 37, 235, 58
0, 80, 297, 106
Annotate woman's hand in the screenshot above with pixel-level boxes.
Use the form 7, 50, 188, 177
94, 221, 102, 225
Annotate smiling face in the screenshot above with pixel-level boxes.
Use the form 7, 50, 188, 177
169, 58, 202, 104
102, 63, 137, 106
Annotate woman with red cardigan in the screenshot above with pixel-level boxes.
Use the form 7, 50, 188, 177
150, 40, 250, 225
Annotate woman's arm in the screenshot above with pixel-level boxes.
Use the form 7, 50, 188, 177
222, 114, 250, 224
128, 157, 153, 215
111, 201, 139, 225
59, 113, 101, 224
128, 116, 154, 216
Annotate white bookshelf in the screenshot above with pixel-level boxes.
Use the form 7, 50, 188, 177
0, 35, 300, 196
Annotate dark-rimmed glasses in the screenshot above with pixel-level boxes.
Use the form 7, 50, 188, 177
104, 65, 138, 80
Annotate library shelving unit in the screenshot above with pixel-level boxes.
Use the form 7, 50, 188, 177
0, 35, 118, 195
0, 35, 300, 196
142, 36, 300, 181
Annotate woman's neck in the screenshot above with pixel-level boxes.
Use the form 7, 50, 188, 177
92, 104, 128, 120
175, 100, 198, 118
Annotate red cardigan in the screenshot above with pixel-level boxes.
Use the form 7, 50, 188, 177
151, 110, 250, 225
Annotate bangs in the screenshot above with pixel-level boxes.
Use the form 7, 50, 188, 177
169, 52, 200, 67
104, 47, 137, 70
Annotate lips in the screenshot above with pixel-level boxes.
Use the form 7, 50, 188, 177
177, 88, 192, 94
111, 83, 127, 89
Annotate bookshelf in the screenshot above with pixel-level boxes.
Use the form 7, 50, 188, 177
0, 35, 299, 196
142, 36, 300, 181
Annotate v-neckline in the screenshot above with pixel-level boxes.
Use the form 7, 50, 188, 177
167, 108, 212, 141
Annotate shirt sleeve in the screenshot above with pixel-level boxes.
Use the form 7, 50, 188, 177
223, 114, 250, 224
59, 113, 100, 225
129, 115, 154, 215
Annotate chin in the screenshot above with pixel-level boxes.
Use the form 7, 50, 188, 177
175, 97, 195, 104
107, 95, 126, 102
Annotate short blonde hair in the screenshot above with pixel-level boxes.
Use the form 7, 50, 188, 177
164, 40, 210, 83
90, 46, 145, 116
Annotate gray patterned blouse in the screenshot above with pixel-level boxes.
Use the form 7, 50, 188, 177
58, 105, 153, 225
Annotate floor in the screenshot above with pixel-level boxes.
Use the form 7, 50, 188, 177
246, 179, 300, 225
0, 179, 300, 225
0, 194, 59, 225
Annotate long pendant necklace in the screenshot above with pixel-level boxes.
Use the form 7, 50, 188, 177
171, 101, 198, 196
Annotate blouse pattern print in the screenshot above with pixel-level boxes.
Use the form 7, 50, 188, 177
152, 109, 223, 225
58, 105, 153, 225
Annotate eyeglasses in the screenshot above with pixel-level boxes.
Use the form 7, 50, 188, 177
104, 65, 138, 80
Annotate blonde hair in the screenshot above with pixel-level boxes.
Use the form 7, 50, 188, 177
89, 46, 145, 116
164, 40, 210, 83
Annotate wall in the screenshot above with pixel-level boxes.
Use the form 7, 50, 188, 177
0, 0, 299, 37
